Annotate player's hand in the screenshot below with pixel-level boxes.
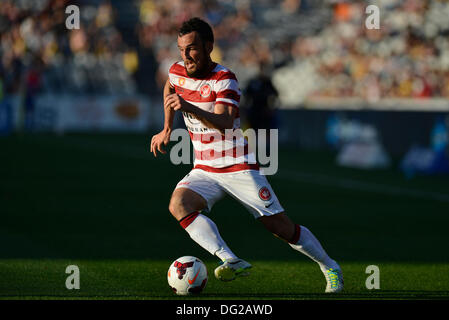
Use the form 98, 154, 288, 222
165, 93, 190, 112
150, 129, 171, 157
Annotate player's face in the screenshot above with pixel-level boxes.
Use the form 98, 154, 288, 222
177, 32, 210, 77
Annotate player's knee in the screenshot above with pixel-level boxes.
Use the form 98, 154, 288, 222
168, 194, 190, 220
168, 196, 182, 219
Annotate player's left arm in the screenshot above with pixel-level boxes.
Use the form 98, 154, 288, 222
165, 94, 236, 134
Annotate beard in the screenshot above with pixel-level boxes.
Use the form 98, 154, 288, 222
184, 60, 208, 78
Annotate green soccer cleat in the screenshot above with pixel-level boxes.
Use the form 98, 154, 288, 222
321, 266, 344, 293
214, 258, 252, 282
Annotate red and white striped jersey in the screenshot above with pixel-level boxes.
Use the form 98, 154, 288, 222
168, 61, 258, 173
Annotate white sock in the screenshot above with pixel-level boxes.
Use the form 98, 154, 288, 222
289, 226, 338, 270
184, 213, 237, 262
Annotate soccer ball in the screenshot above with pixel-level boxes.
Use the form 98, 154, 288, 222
167, 256, 208, 295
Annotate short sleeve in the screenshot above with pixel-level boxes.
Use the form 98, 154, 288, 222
214, 72, 241, 108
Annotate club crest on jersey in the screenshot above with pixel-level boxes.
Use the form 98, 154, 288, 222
200, 84, 211, 98
178, 77, 185, 86
174, 261, 194, 279
258, 187, 272, 201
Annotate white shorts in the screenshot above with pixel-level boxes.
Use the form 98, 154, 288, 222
175, 169, 284, 219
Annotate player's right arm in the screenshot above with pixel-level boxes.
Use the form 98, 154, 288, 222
150, 78, 176, 157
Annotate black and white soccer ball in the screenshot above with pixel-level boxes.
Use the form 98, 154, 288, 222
167, 256, 208, 295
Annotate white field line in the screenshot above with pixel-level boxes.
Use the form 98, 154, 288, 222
273, 170, 449, 203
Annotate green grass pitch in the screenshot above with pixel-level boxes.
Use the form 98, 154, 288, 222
1, 133, 449, 300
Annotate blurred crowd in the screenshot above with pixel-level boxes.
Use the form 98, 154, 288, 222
2, 0, 449, 105
0, 0, 138, 96
274, 0, 449, 106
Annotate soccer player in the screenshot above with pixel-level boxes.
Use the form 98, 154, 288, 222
150, 17, 344, 293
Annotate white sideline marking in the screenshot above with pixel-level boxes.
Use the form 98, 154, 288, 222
274, 170, 449, 203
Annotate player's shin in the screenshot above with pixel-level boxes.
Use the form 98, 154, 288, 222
180, 212, 237, 262
288, 225, 338, 270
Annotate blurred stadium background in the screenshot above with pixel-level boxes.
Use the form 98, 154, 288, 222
1, 0, 449, 299
2, 0, 449, 159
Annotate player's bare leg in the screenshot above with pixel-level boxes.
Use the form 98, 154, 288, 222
169, 187, 207, 221
169, 187, 250, 280
258, 212, 296, 240
259, 212, 344, 293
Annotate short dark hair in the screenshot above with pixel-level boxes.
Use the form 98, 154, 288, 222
178, 17, 214, 44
